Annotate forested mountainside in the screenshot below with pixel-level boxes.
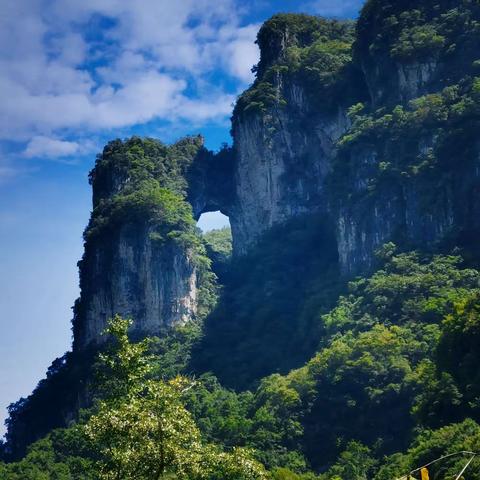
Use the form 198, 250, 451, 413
3, 0, 480, 478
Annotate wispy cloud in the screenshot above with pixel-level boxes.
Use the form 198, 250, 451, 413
24, 136, 82, 159
0, 159, 36, 184
23, 135, 99, 159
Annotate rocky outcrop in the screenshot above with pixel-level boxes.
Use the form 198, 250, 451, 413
230, 86, 349, 253
227, 5, 480, 274
74, 3, 480, 348
228, 14, 361, 254
186, 146, 235, 218
73, 137, 211, 350
74, 224, 197, 349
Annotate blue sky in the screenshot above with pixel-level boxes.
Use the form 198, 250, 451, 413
0, 0, 364, 436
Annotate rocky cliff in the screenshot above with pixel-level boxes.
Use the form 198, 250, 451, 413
73, 137, 212, 349
74, 1, 480, 347
331, 0, 480, 272
229, 16, 360, 253
229, 5, 480, 276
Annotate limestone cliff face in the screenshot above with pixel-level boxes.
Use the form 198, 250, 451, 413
230, 81, 349, 253
228, 15, 360, 254
73, 137, 207, 350
74, 224, 197, 349
228, 5, 480, 274
74, 3, 480, 348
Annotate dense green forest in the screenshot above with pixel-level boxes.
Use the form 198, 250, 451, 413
3, 0, 480, 478
3, 246, 480, 478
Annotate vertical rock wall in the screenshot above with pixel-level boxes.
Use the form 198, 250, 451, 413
73, 137, 207, 350
74, 3, 480, 348
74, 224, 198, 349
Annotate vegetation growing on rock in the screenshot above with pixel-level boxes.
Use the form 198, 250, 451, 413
85, 136, 205, 258
5, 2, 480, 479
234, 14, 358, 116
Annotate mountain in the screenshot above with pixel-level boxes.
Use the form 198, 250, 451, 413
4, 1, 480, 477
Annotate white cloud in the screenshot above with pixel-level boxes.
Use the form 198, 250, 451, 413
0, 0, 260, 162
219, 24, 260, 83
179, 93, 235, 122
24, 136, 81, 158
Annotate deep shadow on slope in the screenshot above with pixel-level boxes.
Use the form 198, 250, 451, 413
190, 213, 344, 390
4, 350, 96, 460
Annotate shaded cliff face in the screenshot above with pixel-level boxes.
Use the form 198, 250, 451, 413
74, 2, 480, 349
186, 145, 235, 218
229, 15, 364, 253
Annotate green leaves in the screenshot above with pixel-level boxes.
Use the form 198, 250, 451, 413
82, 316, 267, 480
323, 251, 480, 337
239, 249, 480, 471
84, 378, 205, 479
85, 136, 206, 266
95, 315, 154, 400
234, 81, 281, 115
376, 419, 480, 480
391, 24, 445, 59
0, 433, 96, 480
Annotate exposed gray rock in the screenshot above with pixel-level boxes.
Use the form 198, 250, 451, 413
74, 8, 480, 348
74, 223, 197, 349
230, 82, 350, 254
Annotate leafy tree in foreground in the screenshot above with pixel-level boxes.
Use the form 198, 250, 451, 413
83, 315, 267, 480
